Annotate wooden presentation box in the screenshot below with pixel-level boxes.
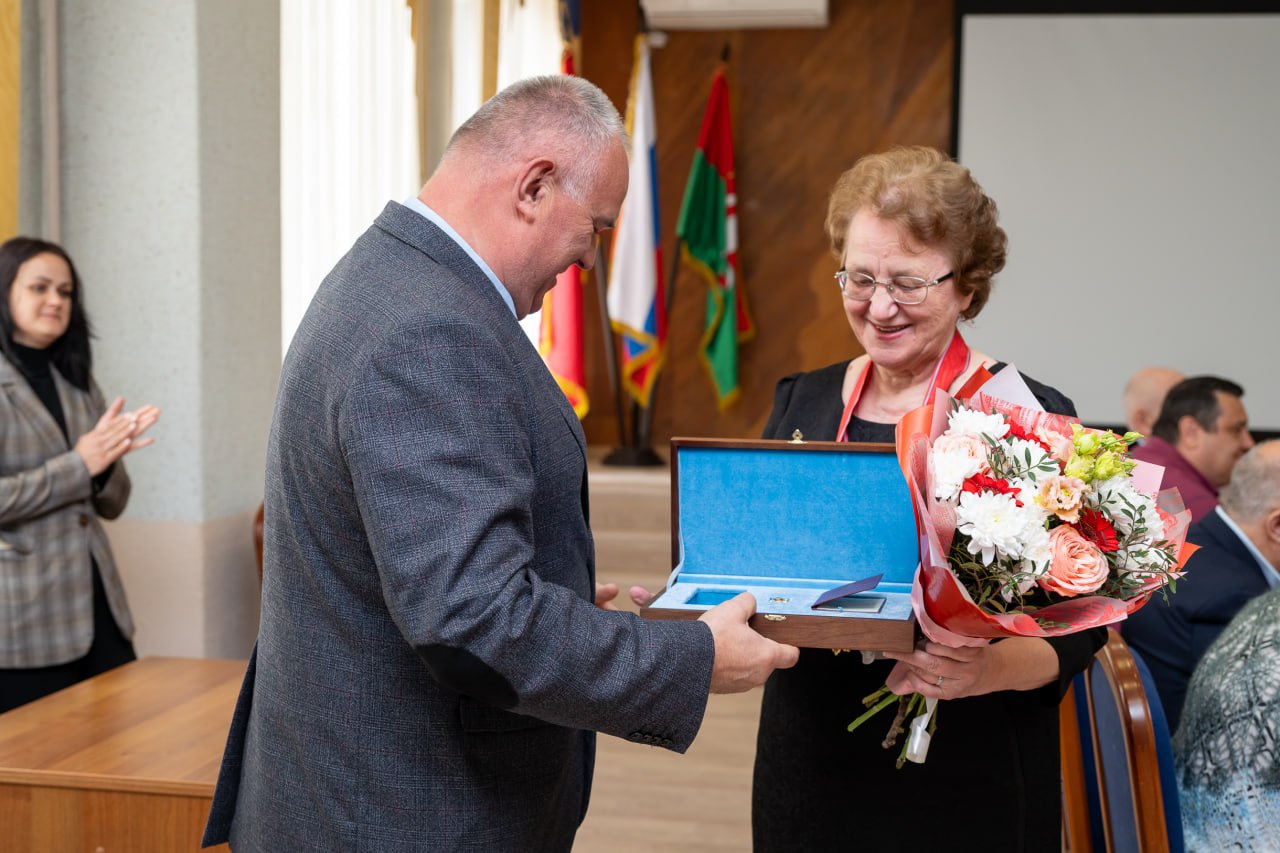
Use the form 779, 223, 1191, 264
640, 437, 919, 651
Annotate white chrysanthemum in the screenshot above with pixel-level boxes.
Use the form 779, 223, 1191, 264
1010, 477, 1040, 506
1018, 516, 1052, 573
930, 450, 985, 501
956, 491, 1031, 565
1002, 438, 1056, 484
1090, 477, 1162, 538
946, 408, 1010, 441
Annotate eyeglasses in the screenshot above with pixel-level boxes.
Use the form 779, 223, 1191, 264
834, 270, 954, 305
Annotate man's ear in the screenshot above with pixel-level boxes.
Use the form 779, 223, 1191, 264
1177, 414, 1205, 450
1264, 506, 1280, 549
515, 158, 556, 223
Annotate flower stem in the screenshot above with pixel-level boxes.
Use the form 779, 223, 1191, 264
848, 690, 900, 732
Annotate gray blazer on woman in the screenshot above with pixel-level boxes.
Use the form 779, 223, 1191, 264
204, 203, 715, 851
0, 354, 133, 668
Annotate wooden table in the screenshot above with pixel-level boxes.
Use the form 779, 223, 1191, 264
0, 656, 245, 852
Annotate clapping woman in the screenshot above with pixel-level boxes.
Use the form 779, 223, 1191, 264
0, 237, 160, 713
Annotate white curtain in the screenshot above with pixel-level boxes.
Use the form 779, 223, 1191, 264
497, 0, 559, 87
280, 0, 420, 353
496, 0, 560, 340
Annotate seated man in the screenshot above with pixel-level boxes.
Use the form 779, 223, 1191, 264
1175, 588, 1280, 851
1123, 440, 1280, 733
1122, 366, 1183, 441
1131, 375, 1253, 521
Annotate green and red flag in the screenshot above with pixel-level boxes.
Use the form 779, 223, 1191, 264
676, 64, 754, 410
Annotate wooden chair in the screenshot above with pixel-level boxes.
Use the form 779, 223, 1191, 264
1060, 677, 1096, 852
253, 501, 264, 585
1063, 630, 1184, 853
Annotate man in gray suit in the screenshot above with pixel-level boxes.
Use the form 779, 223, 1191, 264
203, 75, 798, 851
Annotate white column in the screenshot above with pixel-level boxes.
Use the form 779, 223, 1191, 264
58, 0, 280, 659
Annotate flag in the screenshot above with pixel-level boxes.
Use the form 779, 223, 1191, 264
558, 0, 580, 73
606, 36, 666, 409
676, 65, 753, 410
539, 268, 588, 417
537, 0, 588, 418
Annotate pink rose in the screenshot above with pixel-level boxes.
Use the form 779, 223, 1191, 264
933, 433, 990, 473
1040, 526, 1110, 597
1037, 426, 1075, 465
1036, 474, 1087, 522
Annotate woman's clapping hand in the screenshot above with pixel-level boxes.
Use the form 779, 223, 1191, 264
74, 396, 161, 476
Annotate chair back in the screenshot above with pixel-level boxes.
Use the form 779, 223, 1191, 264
1070, 629, 1184, 853
1060, 676, 1097, 852
1127, 644, 1184, 851
254, 501, 264, 585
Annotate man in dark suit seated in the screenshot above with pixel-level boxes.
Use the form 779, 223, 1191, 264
1123, 439, 1280, 733
202, 75, 798, 851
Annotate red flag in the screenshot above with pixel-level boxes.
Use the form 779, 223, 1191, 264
539, 267, 589, 418
537, 2, 589, 418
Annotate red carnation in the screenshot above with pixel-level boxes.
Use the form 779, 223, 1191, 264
1004, 419, 1053, 454
1076, 507, 1120, 553
962, 473, 1024, 507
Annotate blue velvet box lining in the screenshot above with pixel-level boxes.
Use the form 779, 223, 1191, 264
648, 443, 919, 622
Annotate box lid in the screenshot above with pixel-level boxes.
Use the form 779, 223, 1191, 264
672, 438, 918, 587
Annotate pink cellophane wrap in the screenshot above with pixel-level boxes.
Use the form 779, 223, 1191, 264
895, 383, 1196, 644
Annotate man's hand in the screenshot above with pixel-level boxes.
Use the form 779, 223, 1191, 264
698, 592, 799, 693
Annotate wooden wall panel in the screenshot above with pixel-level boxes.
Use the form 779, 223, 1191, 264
580, 0, 953, 449
0, 0, 20, 240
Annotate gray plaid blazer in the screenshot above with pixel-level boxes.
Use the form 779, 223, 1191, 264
0, 354, 133, 668
204, 202, 715, 851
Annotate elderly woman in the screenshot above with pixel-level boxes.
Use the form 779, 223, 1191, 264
0, 237, 159, 713
751, 147, 1106, 852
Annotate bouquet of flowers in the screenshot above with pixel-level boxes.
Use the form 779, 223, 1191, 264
849, 375, 1196, 767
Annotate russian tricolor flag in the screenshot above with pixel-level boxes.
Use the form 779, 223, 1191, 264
607, 35, 666, 409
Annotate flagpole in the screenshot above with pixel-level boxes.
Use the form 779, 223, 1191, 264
635, 236, 683, 458
602, 17, 665, 467
591, 243, 630, 450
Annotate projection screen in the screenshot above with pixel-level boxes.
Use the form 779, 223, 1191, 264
956, 9, 1280, 430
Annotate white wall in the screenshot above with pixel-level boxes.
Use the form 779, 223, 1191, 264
958, 13, 1280, 430
54, 0, 280, 658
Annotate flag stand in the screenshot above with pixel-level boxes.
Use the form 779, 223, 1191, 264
594, 240, 665, 466
621, 234, 684, 465
602, 443, 664, 467
600, 18, 669, 468
602, 227, 680, 468
589, 244, 629, 445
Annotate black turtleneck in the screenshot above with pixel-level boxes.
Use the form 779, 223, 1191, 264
11, 342, 114, 491
12, 342, 69, 442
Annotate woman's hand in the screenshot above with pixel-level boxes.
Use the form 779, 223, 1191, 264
881, 637, 1060, 700
594, 583, 659, 611
124, 403, 161, 447
74, 397, 162, 476
594, 582, 622, 610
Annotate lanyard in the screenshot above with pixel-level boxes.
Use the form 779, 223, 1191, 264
835, 328, 971, 442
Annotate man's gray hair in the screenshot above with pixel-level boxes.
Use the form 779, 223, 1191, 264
1220, 440, 1280, 522
445, 75, 626, 201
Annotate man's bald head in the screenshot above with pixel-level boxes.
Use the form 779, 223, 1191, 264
1123, 367, 1184, 438
440, 75, 626, 203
